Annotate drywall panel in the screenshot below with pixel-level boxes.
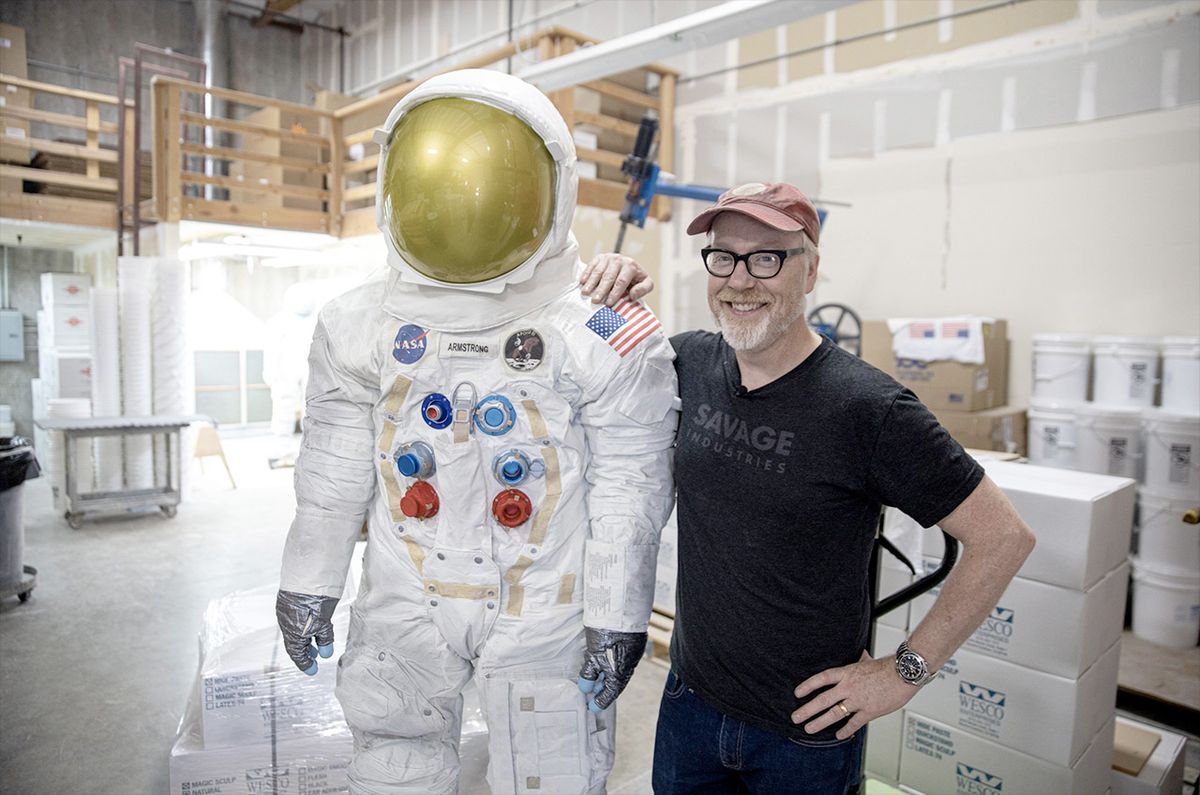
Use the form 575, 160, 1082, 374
786, 15, 827, 82
817, 105, 1200, 405
952, 0, 1079, 49
737, 29, 780, 91
733, 105, 778, 186
835, 0, 889, 73
693, 112, 734, 187
783, 101, 824, 192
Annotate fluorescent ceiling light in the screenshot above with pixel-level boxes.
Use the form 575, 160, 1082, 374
518, 0, 854, 92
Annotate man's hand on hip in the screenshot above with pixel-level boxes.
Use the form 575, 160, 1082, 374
790, 651, 917, 740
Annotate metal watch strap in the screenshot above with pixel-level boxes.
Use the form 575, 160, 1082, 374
895, 640, 936, 686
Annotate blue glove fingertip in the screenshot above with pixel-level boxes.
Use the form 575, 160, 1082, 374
317, 643, 334, 658
587, 698, 603, 714
303, 661, 318, 676
577, 676, 595, 694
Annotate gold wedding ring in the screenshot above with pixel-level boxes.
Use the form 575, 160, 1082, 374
836, 702, 850, 717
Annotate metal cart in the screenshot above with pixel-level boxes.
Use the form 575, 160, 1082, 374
34, 415, 211, 529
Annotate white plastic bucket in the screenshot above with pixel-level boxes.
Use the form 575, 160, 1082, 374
1031, 333, 1091, 402
1136, 488, 1200, 575
1027, 399, 1081, 470
1131, 558, 1200, 647
1075, 403, 1143, 480
1142, 409, 1200, 499
1092, 335, 1159, 408
1161, 336, 1200, 415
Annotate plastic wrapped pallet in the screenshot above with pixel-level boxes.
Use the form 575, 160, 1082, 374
172, 567, 489, 793
170, 691, 353, 795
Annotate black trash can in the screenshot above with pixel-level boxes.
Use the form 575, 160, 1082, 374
1, 437, 41, 601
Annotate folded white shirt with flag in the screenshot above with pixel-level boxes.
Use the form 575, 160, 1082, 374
886, 316, 994, 364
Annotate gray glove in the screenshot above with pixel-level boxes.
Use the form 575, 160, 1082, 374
275, 590, 339, 676
576, 627, 647, 713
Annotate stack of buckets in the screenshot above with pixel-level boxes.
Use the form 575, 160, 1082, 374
1029, 334, 1200, 648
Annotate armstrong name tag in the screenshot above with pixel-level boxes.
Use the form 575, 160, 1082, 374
439, 336, 497, 359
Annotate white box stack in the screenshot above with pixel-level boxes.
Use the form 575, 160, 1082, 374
38, 272, 94, 395
876, 461, 1135, 794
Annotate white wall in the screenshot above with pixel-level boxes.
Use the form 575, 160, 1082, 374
816, 104, 1200, 405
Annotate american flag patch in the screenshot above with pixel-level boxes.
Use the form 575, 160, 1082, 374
585, 299, 661, 357
942, 321, 969, 339
909, 321, 936, 338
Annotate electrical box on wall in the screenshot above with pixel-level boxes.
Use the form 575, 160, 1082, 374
0, 309, 24, 361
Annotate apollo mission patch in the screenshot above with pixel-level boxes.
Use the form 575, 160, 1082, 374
504, 328, 544, 371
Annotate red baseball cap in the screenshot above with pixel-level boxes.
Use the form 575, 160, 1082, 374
686, 182, 821, 244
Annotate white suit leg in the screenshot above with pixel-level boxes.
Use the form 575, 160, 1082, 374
337, 591, 474, 795
475, 604, 615, 795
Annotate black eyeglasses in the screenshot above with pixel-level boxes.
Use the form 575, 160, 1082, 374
700, 247, 806, 279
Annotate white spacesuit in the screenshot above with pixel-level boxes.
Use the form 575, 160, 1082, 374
276, 70, 678, 794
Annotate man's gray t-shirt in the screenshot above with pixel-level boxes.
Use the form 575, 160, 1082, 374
668, 331, 984, 744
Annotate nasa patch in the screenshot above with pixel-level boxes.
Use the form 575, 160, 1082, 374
504, 328, 544, 371
392, 324, 428, 365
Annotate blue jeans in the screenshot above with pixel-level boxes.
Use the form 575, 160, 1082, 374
652, 670, 864, 795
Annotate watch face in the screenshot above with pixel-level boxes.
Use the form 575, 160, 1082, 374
897, 651, 925, 682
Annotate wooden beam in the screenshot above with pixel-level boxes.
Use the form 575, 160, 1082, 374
342, 182, 377, 203
343, 127, 379, 148
0, 164, 117, 192
180, 171, 330, 200
583, 79, 658, 109
574, 110, 640, 138
0, 136, 117, 162
179, 142, 330, 173
328, 116, 344, 235
339, 206, 378, 238
0, 191, 116, 228
254, 0, 303, 28
577, 176, 669, 220
576, 146, 624, 169
85, 101, 100, 179
178, 197, 331, 234
179, 111, 330, 146
1, 106, 118, 134
0, 73, 124, 105
343, 154, 379, 176
160, 78, 331, 120
657, 73, 675, 222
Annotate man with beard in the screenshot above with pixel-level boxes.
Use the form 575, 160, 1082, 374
581, 182, 1035, 794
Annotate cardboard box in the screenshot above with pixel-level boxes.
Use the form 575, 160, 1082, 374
985, 460, 1134, 591
863, 320, 1009, 411
876, 624, 1120, 767
922, 461, 1135, 591
1110, 717, 1187, 795
866, 708, 904, 784
41, 272, 92, 307
38, 351, 92, 400
37, 306, 93, 351
934, 405, 1027, 456
899, 711, 1115, 795
0, 23, 31, 188
170, 718, 353, 795
909, 561, 1128, 678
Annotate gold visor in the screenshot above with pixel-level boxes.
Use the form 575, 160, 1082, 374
380, 97, 557, 285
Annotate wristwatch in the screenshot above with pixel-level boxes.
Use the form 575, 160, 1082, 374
895, 641, 937, 686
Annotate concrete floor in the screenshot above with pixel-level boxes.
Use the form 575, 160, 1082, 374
0, 434, 667, 795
